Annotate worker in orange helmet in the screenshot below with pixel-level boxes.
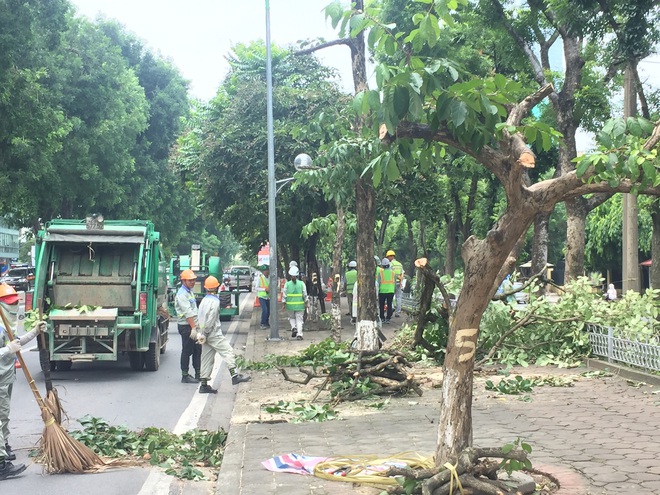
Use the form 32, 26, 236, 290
0, 283, 46, 479
174, 269, 202, 384
195, 276, 250, 394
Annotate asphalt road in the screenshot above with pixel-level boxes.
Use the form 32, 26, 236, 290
5, 294, 252, 494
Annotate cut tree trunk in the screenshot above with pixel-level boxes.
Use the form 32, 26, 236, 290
436, 206, 535, 463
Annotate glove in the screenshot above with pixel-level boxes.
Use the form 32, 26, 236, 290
36, 321, 47, 334
6, 340, 21, 355
196, 334, 206, 345
190, 328, 198, 341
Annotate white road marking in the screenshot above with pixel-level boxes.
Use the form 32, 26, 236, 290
138, 292, 252, 495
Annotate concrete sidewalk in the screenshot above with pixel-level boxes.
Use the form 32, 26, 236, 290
214, 294, 660, 494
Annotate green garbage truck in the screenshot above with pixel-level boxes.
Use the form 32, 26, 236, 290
30, 217, 170, 371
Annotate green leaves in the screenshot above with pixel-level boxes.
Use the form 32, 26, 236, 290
69, 415, 228, 480
263, 401, 337, 423
575, 116, 659, 189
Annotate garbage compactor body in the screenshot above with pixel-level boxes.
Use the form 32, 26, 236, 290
32, 218, 169, 372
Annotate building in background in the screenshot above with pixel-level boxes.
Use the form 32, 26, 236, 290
0, 220, 20, 273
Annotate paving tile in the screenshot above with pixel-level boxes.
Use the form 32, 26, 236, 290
215, 298, 660, 495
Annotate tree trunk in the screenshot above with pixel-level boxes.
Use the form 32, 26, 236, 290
405, 214, 417, 278
444, 216, 458, 276
356, 177, 379, 350
419, 220, 428, 258
377, 212, 389, 259
330, 202, 346, 343
652, 199, 660, 291
564, 198, 587, 282
306, 236, 326, 314
436, 207, 535, 463
347, 0, 379, 350
531, 211, 550, 295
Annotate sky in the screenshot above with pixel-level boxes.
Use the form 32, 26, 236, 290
70, 0, 355, 101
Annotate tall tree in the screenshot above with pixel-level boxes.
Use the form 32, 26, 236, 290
176, 42, 346, 276
359, 0, 660, 476
484, 0, 659, 281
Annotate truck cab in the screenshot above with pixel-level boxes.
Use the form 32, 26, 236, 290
32, 218, 169, 371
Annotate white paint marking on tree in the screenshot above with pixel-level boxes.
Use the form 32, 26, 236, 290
356, 319, 380, 350
455, 328, 478, 363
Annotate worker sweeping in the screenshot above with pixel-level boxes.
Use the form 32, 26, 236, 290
196, 276, 251, 394
0, 287, 46, 479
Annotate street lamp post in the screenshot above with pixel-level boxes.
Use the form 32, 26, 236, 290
265, 0, 280, 341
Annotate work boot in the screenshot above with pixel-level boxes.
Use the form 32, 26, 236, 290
291, 328, 297, 338
0, 460, 27, 480
181, 375, 198, 384
198, 384, 217, 394
4, 444, 15, 461
296, 335, 304, 340
232, 373, 251, 385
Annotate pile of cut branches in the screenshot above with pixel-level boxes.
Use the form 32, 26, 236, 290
278, 349, 423, 402
385, 442, 546, 495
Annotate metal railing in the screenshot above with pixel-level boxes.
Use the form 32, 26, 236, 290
400, 292, 419, 313
586, 323, 660, 373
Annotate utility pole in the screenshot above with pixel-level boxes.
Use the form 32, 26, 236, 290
265, 0, 280, 340
622, 63, 640, 293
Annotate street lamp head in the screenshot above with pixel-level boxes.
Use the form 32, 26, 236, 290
294, 153, 313, 171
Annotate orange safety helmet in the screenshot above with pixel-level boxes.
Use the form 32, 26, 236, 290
0, 283, 18, 305
204, 276, 220, 290
180, 269, 196, 280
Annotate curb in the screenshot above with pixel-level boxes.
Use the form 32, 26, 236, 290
216, 295, 258, 494
585, 357, 660, 387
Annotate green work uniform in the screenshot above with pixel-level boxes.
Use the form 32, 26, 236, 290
390, 259, 403, 283
378, 268, 395, 294
345, 270, 357, 295
284, 280, 306, 312
258, 274, 269, 299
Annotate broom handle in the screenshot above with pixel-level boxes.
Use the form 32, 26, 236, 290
37, 298, 54, 393
0, 304, 47, 411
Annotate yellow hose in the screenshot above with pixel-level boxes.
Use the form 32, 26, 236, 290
313, 452, 434, 486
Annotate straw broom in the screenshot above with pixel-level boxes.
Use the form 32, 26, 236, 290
0, 305, 105, 473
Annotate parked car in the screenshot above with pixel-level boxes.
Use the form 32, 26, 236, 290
2, 265, 35, 292
227, 265, 253, 291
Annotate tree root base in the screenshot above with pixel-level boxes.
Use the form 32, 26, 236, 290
384, 446, 537, 495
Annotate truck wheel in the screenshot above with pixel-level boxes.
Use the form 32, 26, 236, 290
144, 332, 160, 372
159, 321, 168, 355
129, 351, 145, 371
56, 361, 72, 371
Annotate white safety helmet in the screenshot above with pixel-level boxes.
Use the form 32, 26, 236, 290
348, 260, 357, 268
289, 260, 298, 267
381, 258, 391, 267
289, 266, 299, 277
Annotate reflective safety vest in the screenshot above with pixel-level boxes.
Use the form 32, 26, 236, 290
390, 259, 403, 282
258, 274, 269, 299
378, 268, 395, 294
345, 270, 357, 294
285, 280, 305, 311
